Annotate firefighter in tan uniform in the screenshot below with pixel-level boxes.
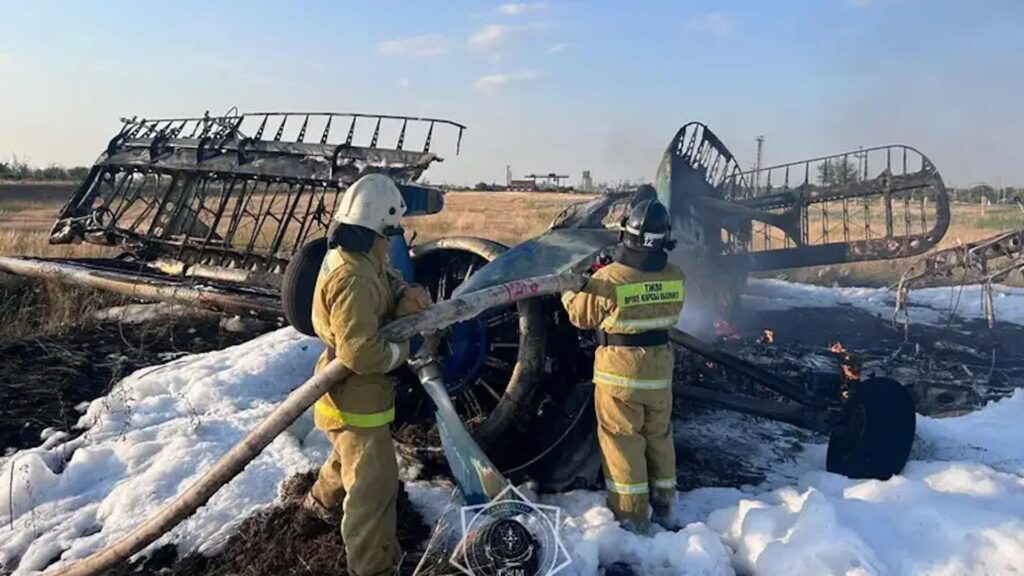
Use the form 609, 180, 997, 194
297, 174, 431, 576
562, 198, 684, 533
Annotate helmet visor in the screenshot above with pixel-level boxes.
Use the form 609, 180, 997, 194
381, 224, 405, 237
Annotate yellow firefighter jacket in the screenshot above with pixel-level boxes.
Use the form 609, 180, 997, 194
562, 260, 685, 400
311, 244, 413, 430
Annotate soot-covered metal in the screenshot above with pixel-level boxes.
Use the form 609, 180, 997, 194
48, 111, 463, 274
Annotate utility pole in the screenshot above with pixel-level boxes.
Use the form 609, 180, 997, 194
506, 165, 512, 188
753, 135, 765, 195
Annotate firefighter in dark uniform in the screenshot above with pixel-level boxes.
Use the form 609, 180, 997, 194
561, 198, 685, 532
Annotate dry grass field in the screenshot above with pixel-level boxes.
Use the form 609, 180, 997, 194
404, 191, 586, 246
0, 215, 110, 259
0, 189, 588, 342
0, 180, 109, 259
0, 184, 1020, 288
0, 184, 1020, 341
0, 189, 586, 259
0, 184, 586, 257
0, 181, 124, 341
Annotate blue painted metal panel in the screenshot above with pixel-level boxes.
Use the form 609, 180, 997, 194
398, 184, 444, 216
389, 233, 415, 282
453, 228, 618, 296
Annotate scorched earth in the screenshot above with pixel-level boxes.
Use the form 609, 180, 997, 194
3, 280, 1024, 576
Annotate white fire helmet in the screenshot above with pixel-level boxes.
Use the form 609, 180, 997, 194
331, 174, 407, 236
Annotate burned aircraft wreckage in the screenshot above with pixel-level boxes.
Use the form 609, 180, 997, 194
2, 110, 1021, 492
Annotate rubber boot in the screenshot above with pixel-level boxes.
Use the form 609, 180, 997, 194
619, 518, 651, 535
294, 491, 339, 537
650, 504, 680, 531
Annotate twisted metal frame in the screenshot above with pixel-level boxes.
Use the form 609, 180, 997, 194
48, 111, 464, 274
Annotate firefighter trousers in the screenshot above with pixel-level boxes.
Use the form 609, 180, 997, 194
595, 385, 677, 527
309, 425, 401, 576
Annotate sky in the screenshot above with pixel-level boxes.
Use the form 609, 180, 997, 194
0, 0, 1021, 188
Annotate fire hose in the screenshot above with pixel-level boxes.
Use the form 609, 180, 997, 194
48, 272, 585, 576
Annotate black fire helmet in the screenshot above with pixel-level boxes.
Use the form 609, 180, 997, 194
620, 198, 676, 252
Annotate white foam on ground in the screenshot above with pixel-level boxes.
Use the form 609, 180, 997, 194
91, 303, 200, 324
3, 320, 1024, 574
530, 391, 1024, 575
409, 393, 1024, 576
0, 329, 329, 574
744, 279, 1024, 327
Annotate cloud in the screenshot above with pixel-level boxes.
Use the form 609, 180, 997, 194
547, 42, 570, 54
468, 24, 516, 51
397, 78, 411, 89
474, 70, 540, 92
467, 23, 542, 52
688, 12, 736, 37
497, 2, 547, 16
376, 34, 451, 58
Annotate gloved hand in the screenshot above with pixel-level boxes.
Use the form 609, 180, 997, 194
560, 289, 578, 309
397, 284, 432, 317
586, 252, 613, 276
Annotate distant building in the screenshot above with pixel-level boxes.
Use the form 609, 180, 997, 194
524, 173, 569, 190
509, 179, 535, 191
581, 170, 594, 192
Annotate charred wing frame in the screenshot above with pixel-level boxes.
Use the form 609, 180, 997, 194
895, 228, 1024, 330
49, 111, 463, 275
658, 123, 951, 272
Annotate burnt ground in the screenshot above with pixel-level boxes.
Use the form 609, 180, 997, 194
738, 305, 1024, 371
0, 314, 271, 453
669, 302, 1024, 492
120, 304, 1024, 576
104, 472, 431, 576
727, 303, 1024, 412
6, 301, 1024, 575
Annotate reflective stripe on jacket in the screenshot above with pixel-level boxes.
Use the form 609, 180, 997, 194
563, 260, 685, 399
312, 243, 410, 429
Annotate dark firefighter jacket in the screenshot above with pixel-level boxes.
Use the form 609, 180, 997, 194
562, 260, 685, 400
